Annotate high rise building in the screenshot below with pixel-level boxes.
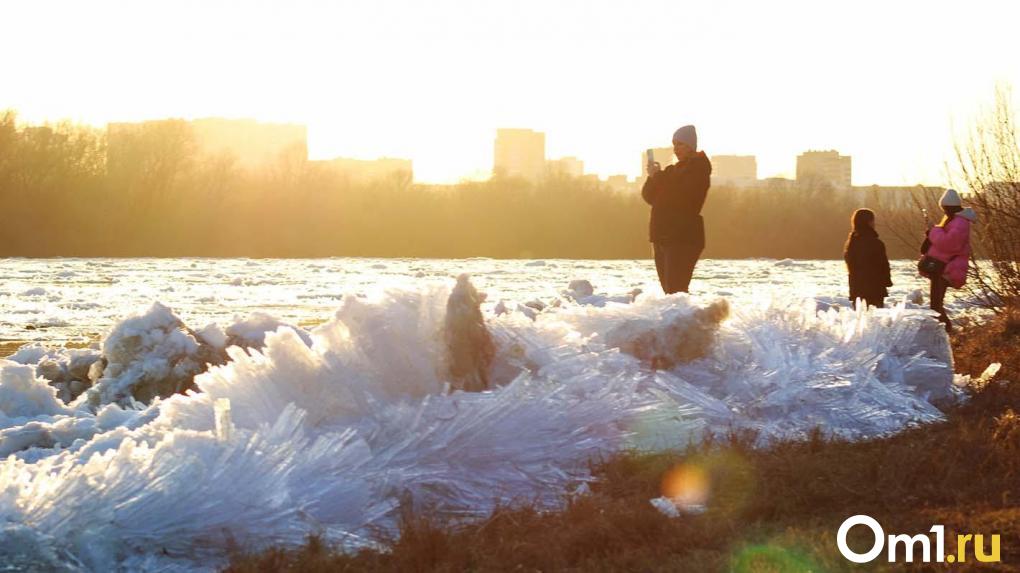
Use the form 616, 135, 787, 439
190, 118, 307, 170
796, 150, 852, 189
493, 128, 546, 181
641, 147, 675, 177
106, 119, 196, 181
546, 156, 584, 178
605, 174, 633, 192
711, 155, 757, 187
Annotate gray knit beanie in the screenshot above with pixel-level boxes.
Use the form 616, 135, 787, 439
940, 188, 962, 207
672, 125, 697, 150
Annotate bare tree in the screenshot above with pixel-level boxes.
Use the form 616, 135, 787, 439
882, 185, 946, 256
954, 86, 1020, 309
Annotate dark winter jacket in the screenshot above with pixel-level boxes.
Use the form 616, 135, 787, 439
843, 227, 892, 302
641, 152, 712, 246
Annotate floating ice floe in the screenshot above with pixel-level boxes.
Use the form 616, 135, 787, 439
0, 277, 961, 571
224, 312, 312, 349
561, 279, 642, 307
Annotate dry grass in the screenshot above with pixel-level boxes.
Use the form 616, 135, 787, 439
226, 313, 1020, 573
953, 306, 1020, 383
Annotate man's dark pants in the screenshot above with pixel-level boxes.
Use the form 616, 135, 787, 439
653, 242, 702, 294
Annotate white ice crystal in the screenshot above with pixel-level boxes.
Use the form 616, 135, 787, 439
0, 278, 961, 571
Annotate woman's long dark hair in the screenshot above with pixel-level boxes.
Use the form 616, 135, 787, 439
844, 208, 876, 255
939, 205, 963, 227
851, 208, 875, 233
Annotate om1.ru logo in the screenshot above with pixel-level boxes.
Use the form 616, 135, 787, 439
837, 515, 1001, 564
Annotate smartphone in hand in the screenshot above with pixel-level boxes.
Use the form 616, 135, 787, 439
646, 148, 660, 175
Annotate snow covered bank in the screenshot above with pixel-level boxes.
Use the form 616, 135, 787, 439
0, 279, 957, 571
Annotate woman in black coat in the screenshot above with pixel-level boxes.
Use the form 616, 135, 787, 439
843, 208, 892, 309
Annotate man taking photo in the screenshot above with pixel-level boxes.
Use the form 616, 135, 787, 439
642, 125, 712, 294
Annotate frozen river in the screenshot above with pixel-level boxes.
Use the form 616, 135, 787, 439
0, 257, 977, 571
0, 257, 968, 349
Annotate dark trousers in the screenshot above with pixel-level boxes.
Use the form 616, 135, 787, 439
929, 275, 951, 331
851, 295, 884, 309
653, 242, 702, 294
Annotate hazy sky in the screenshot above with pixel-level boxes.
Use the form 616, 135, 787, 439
4, 0, 1018, 184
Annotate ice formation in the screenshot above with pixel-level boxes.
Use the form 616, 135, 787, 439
7, 344, 100, 403
0, 277, 960, 571
224, 312, 312, 349
604, 299, 730, 368
78, 303, 213, 407
445, 274, 495, 391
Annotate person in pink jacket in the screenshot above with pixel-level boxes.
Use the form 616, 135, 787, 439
924, 188, 977, 331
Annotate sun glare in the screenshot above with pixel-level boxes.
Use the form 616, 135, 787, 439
4, 0, 1019, 184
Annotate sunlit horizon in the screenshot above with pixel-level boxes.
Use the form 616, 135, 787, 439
5, 0, 1019, 185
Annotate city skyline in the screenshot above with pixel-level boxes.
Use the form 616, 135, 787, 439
9, 113, 878, 189
5, 0, 1018, 185
5, 109, 1015, 187
8, 113, 957, 189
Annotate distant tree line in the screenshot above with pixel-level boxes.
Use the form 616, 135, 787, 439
0, 110, 928, 259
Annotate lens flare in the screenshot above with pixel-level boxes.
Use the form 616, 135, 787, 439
657, 450, 757, 515
661, 463, 710, 508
